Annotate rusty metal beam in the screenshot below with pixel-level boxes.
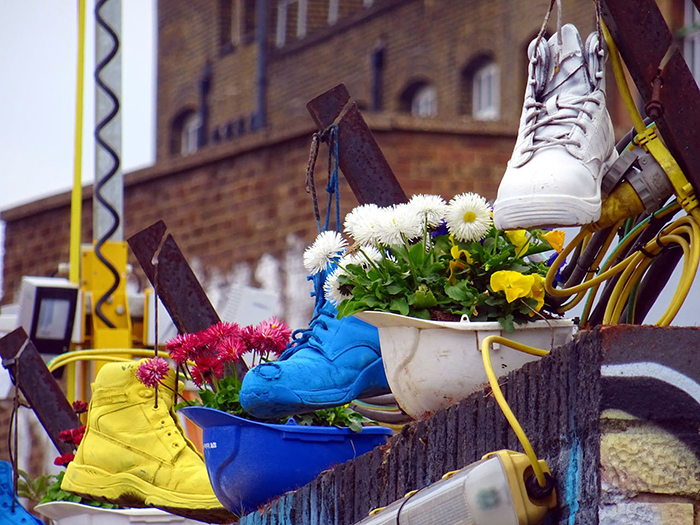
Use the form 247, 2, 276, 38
0, 328, 79, 455
306, 84, 408, 207
601, 0, 700, 193
127, 221, 248, 376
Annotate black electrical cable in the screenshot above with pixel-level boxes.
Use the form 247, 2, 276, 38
621, 244, 684, 325
93, 0, 122, 329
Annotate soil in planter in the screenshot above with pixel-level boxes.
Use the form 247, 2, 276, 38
429, 308, 462, 322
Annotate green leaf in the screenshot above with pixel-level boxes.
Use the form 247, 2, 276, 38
498, 314, 515, 333
413, 285, 437, 309
444, 282, 472, 302
408, 242, 427, 267
389, 297, 410, 315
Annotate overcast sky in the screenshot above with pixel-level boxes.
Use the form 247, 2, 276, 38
0, 0, 156, 210
0, 0, 156, 298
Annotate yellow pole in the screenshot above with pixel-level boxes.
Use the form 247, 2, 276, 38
68, 0, 87, 402
70, 0, 86, 285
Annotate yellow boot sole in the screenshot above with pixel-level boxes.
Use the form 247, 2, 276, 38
62, 463, 238, 523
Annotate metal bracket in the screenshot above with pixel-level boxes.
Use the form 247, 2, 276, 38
601, 0, 700, 195
127, 221, 248, 377
0, 328, 80, 455
306, 84, 408, 207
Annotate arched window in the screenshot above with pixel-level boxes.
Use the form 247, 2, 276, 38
460, 55, 500, 121
171, 109, 200, 156
276, 0, 307, 47
472, 61, 500, 120
400, 81, 438, 117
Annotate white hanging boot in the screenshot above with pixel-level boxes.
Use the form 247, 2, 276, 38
494, 23, 617, 229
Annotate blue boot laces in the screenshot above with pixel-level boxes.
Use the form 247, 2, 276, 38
279, 272, 334, 360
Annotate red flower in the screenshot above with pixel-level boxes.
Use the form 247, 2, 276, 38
216, 336, 247, 363
200, 322, 241, 350
72, 400, 88, 414
190, 366, 206, 388
136, 357, 171, 388
167, 332, 201, 365
59, 425, 87, 446
72, 425, 86, 446
58, 429, 74, 444
249, 317, 292, 357
54, 453, 75, 466
190, 355, 224, 388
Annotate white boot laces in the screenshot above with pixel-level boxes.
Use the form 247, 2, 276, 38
521, 93, 601, 154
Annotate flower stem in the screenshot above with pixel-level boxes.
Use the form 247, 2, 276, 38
401, 233, 420, 288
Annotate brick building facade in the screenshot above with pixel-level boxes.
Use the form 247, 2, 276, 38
1, 0, 694, 324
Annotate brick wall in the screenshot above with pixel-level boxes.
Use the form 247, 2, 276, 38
1, 119, 516, 321
156, 0, 602, 161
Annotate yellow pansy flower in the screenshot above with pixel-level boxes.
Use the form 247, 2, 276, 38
527, 274, 545, 313
450, 244, 473, 264
490, 270, 535, 303
505, 230, 530, 256
543, 230, 565, 253
448, 260, 466, 285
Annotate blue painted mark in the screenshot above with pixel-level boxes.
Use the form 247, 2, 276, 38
566, 436, 581, 525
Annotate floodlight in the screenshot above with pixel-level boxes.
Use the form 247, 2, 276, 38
17, 277, 79, 355
356, 450, 556, 525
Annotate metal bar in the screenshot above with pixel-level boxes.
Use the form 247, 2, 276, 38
306, 83, 408, 206
0, 329, 80, 455
601, 0, 700, 193
127, 221, 248, 376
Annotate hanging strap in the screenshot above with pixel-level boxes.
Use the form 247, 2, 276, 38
305, 125, 341, 234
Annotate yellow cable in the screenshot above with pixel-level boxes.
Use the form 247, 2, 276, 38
548, 211, 700, 327
552, 224, 622, 313
601, 21, 645, 135
578, 224, 646, 325
481, 335, 549, 487
48, 348, 157, 373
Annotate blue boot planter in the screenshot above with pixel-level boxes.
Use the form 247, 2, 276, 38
180, 406, 392, 514
0, 461, 43, 525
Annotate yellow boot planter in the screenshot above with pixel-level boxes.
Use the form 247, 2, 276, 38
61, 360, 235, 524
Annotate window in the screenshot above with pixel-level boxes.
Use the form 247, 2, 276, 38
276, 0, 307, 47
328, 0, 339, 24
242, 0, 256, 41
472, 62, 500, 120
220, 0, 256, 47
219, 0, 239, 48
684, 0, 700, 84
170, 110, 200, 156
400, 81, 438, 117
411, 85, 438, 117
181, 113, 201, 155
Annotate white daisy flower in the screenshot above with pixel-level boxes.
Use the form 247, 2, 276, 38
324, 268, 353, 305
303, 231, 347, 275
375, 204, 423, 245
338, 251, 366, 269
408, 194, 448, 228
344, 204, 382, 245
358, 244, 383, 265
340, 245, 382, 271
446, 192, 492, 242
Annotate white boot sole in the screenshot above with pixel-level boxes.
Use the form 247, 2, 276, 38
494, 193, 601, 229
